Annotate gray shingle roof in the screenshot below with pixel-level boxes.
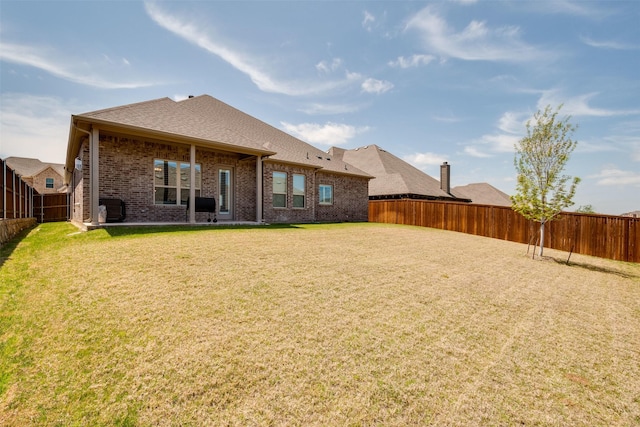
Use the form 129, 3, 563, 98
451, 183, 512, 207
331, 145, 457, 199
5, 157, 64, 178
71, 95, 369, 178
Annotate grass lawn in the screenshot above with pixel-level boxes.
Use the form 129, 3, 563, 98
1, 222, 639, 426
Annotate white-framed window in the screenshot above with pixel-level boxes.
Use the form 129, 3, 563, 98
45, 178, 54, 189
319, 184, 333, 205
273, 171, 287, 208
219, 168, 231, 214
154, 159, 201, 205
293, 174, 305, 208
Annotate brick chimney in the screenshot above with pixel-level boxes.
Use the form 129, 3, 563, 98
440, 162, 451, 194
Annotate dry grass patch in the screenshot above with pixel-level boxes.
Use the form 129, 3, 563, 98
1, 222, 639, 426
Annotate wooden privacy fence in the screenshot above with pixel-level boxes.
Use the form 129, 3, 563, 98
33, 194, 70, 223
369, 199, 639, 263
1, 158, 35, 220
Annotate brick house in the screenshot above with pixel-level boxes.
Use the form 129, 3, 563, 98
328, 145, 470, 202
5, 157, 65, 194
63, 95, 371, 226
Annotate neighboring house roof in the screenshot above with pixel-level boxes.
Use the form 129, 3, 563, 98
451, 183, 512, 207
621, 210, 640, 218
66, 95, 370, 182
5, 157, 65, 178
329, 145, 466, 201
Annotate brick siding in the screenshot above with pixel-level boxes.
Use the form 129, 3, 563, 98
71, 131, 369, 224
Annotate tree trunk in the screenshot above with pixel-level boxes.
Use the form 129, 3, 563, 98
539, 221, 545, 257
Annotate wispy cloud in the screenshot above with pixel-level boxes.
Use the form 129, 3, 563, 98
316, 58, 343, 74
403, 152, 449, 169
145, 1, 358, 96
538, 0, 607, 17
431, 113, 462, 123
580, 36, 638, 50
362, 11, 376, 32
298, 103, 364, 115
537, 90, 640, 117
361, 78, 394, 94
405, 6, 551, 62
280, 122, 370, 145
0, 42, 154, 89
591, 167, 640, 186
463, 111, 527, 158
388, 54, 436, 68
0, 94, 77, 163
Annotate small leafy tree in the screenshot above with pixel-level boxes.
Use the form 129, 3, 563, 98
576, 204, 595, 214
511, 105, 580, 257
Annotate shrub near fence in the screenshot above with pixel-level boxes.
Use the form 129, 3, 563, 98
369, 199, 639, 263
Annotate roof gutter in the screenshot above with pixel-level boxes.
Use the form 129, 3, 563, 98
64, 121, 91, 186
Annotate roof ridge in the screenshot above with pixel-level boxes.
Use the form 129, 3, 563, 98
77, 97, 174, 117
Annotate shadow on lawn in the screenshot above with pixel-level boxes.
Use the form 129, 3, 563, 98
550, 256, 639, 279
0, 225, 37, 269
104, 223, 302, 238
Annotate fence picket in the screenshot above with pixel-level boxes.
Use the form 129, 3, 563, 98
369, 200, 639, 263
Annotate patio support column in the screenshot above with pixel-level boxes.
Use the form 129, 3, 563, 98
189, 144, 196, 224
90, 127, 100, 226
256, 155, 262, 223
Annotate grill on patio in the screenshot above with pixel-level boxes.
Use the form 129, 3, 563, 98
186, 197, 217, 222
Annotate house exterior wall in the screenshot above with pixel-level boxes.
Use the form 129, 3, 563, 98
262, 163, 369, 223
70, 131, 369, 224
84, 133, 256, 222
315, 171, 369, 222
31, 168, 63, 194
263, 162, 317, 223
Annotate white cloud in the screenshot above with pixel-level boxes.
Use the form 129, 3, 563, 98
144, 1, 356, 96
405, 6, 550, 62
403, 152, 448, 168
316, 58, 343, 74
540, 0, 607, 17
463, 146, 492, 158
361, 78, 394, 94
0, 42, 154, 89
298, 103, 364, 115
388, 54, 436, 68
280, 122, 370, 145
497, 111, 528, 134
362, 11, 375, 31
431, 113, 462, 123
537, 90, 640, 117
591, 167, 640, 186
462, 111, 524, 158
0, 94, 76, 163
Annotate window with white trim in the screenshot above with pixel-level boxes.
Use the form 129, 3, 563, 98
319, 184, 333, 205
273, 171, 287, 208
293, 174, 305, 208
45, 178, 54, 189
154, 159, 201, 205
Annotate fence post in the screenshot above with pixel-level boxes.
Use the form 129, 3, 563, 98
41, 194, 44, 223
2, 159, 5, 220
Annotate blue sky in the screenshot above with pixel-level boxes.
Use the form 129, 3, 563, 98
1, 0, 639, 215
